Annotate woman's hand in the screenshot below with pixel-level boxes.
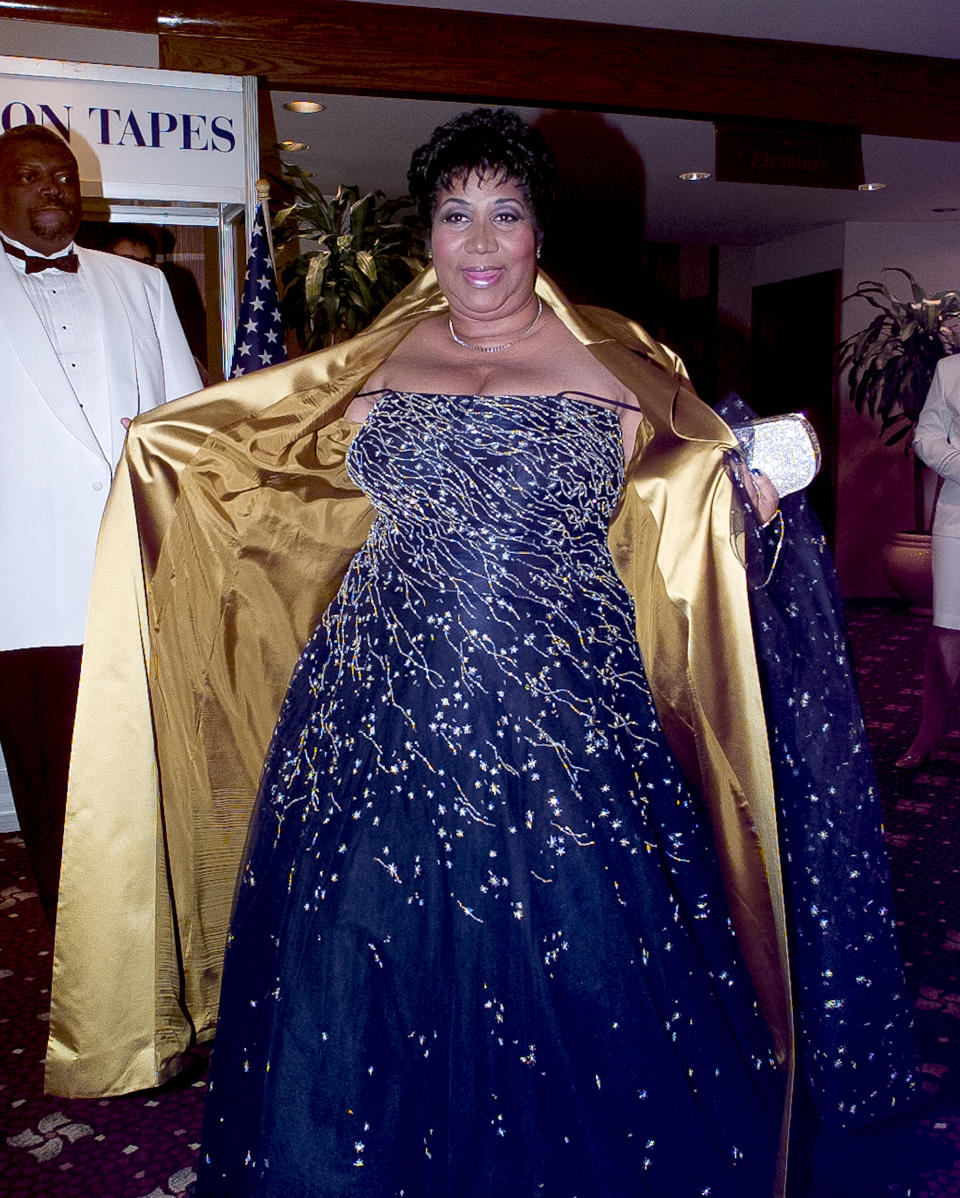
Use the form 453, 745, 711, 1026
737, 460, 780, 524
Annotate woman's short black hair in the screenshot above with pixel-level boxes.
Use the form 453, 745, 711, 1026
408, 108, 556, 242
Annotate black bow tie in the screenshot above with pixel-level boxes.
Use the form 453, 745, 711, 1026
1, 239, 79, 274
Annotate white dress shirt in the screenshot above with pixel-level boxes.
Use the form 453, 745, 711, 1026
4, 235, 114, 472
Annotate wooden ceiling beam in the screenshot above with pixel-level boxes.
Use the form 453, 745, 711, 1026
4, 1, 958, 141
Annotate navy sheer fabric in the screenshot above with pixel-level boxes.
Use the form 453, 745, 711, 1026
717, 392, 916, 1137
196, 392, 782, 1197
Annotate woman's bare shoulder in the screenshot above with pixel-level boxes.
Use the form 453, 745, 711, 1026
351, 320, 445, 416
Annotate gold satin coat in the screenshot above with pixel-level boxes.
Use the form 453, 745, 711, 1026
46, 271, 793, 1132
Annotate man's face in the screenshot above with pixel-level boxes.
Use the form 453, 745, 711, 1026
108, 237, 156, 265
0, 137, 82, 253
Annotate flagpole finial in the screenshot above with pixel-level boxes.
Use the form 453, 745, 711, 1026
256, 178, 271, 201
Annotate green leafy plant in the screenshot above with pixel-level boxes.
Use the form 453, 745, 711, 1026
837, 267, 960, 447
837, 268, 960, 532
272, 167, 427, 351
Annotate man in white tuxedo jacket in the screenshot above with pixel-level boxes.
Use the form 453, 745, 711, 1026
0, 124, 202, 922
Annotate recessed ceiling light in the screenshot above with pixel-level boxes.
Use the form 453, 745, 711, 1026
283, 100, 325, 114
276, 141, 309, 152
678, 171, 712, 182
858, 182, 885, 192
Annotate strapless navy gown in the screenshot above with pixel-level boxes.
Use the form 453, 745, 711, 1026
195, 391, 816, 1196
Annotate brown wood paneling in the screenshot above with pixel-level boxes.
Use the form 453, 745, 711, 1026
3, 1, 959, 141
156, 3, 959, 140
1, 2, 159, 34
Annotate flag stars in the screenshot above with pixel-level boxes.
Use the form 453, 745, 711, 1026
230, 203, 287, 377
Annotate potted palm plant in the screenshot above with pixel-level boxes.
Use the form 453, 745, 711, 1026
836, 268, 960, 608
272, 166, 428, 351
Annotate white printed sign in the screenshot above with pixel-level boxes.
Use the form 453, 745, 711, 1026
0, 57, 249, 203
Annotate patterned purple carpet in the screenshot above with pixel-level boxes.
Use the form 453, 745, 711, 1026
844, 602, 960, 1197
0, 860, 209, 1198
1, 601, 959, 1196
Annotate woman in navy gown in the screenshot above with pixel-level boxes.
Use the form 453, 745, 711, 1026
195, 109, 914, 1197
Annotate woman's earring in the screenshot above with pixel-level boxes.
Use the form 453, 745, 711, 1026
536, 245, 542, 260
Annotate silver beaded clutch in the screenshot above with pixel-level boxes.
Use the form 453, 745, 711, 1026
730, 412, 821, 497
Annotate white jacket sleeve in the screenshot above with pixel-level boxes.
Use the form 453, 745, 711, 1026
913, 356, 960, 486
155, 270, 203, 405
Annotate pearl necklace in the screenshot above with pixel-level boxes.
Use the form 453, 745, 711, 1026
448, 297, 543, 353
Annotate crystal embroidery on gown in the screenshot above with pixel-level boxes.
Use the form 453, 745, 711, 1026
195, 390, 785, 1197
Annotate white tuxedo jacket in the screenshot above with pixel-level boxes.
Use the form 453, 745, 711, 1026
0, 244, 202, 650
914, 353, 960, 540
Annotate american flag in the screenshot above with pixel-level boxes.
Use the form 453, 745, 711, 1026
229, 203, 287, 377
